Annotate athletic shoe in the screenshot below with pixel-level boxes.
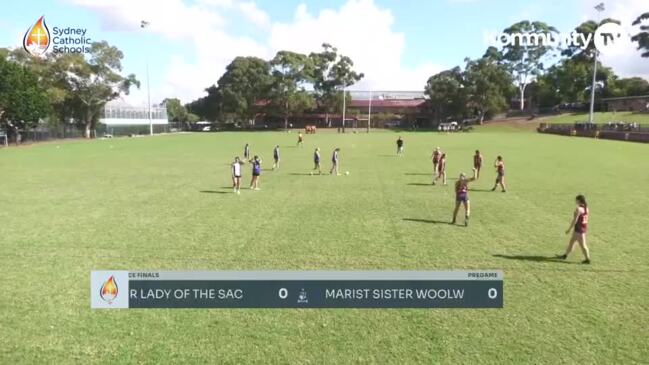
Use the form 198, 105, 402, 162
581, 259, 591, 264
254, 188, 261, 191
491, 187, 496, 191
451, 220, 456, 225
236, 190, 240, 195
465, 216, 469, 227
556, 254, 567, 260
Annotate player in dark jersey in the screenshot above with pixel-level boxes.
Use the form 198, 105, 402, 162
396, 136, 404, 156
431, 147, 441, 176
491, 156, 507, 192
433, 153, 447, 185
473, 150, 483, 179
313, 147, 322, 174
330, 148, 341, 175
557, 195, 591, 264
244, 143, 250, 160
249, 155, 262, 190
452, 171, 477, 226
272, 145, 280, 170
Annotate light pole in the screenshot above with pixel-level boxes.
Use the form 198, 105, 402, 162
140, 20, 153, 135
589, 3, 605, 124
341, 85, 346, 133
367, 89, 372, 133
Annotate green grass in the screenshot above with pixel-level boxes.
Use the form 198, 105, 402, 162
1, 124, 648, 364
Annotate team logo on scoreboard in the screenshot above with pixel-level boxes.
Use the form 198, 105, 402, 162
99, 275, 119, 304
23, 16, 51, 57
297, 288, 308, 304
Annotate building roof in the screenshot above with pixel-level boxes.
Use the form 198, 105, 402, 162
350, 99, 427, 108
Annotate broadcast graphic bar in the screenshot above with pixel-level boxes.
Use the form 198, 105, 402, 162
91, 271, 503, 309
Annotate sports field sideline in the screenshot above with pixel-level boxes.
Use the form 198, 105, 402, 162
1, 121, 648, 363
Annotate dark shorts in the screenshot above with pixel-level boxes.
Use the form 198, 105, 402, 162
474, 164, 482, 169
252, 172, 260, 177
575, 225, 587, 234
496, 173, 504, 181
456, 194, 468, 203
234, 175, 241, 179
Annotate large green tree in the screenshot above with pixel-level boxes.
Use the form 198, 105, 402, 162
463, 57, 513, 123
308, 43, 363, 130
498, 21, 558, 110
269, 51, 315, 129
424, 66, 466, 122
60, 42, 139, 138
216, 56, 272, 124
162, 98, 188, 122
632, 12, 649, 57
0, 57, 50, 138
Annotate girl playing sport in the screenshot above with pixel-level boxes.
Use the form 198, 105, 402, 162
557, 195, 591, 264
249, 155, 262, 190
491, 156, 507, 192
431, 147, 441, 176
452, 170, 477, 226
313, 147, 322, 174
272, 145, 280, 170
433, 153, 447, 185
231, 157, 242, 195
473, 150, 483, 179
330, 148, 341, 175
244, 143, 250, 160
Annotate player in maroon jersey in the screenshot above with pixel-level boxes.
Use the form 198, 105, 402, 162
433, 153, 447, 185
452, 171, 477, 226
431, 147, 442, 177
473, 150, 483, 179
491, 156, 507, 192
557, 195, 591, 264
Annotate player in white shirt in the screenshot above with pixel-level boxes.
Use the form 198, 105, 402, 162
231, 157, 242, 194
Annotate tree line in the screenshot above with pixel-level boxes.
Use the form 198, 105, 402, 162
0, 42, 138, 139
2, 12, 649, 138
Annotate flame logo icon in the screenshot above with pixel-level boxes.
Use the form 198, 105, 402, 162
99, 276, 119, 303
23, 16, 51, 57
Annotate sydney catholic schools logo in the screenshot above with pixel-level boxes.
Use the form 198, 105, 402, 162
23, 16, 50, 57
91, 271, 129, 309
99, 275, 119, 304
23, 16, 92, 57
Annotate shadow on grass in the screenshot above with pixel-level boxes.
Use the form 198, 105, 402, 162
493, 254, 572, 264
470, 188, 495, 192
200, 190, 231, 194
404, 173, 432, 176
378, 154, 398, 157
289, 172, 319, 176
407, 182, 432, 186
403, 218, 453, 225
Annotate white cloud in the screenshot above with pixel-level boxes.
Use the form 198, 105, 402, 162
581, 0, 649, 81
69, 0, 444, 103
268, 0, 443, 91
238, 1, 271, 28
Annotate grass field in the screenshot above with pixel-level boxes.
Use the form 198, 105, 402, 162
1, 121, 648, 364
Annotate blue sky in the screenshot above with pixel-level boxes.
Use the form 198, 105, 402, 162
1, 0, 647, 104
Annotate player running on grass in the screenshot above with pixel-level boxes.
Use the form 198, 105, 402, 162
249, 155, 262, 190
491, 155, 507, 192
473, 150, 483, 179
330, 148, 341, 175
272, 145, 280, 170
231, 157, 242, 195
431, 147, 442, 175
433, 153, 447, 185
313, 147, 322, 174
452, 170, 477, 226
396, 136, 404, 156
557, 195, 591, 264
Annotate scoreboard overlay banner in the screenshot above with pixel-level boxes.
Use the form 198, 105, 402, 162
91, 271, 503, 309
